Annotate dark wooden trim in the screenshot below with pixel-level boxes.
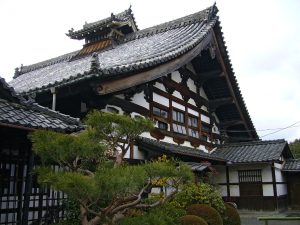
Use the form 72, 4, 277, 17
271, 163, 278, 209
226, 166, 230, 197
212, 30, 253, 138
0, 122, 35, 131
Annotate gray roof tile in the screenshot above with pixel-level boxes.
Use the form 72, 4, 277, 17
137, 137, 226, 162
283, 159, 300, 171
9, 6, 217, 94
212, 140, 288, 163
0, 77, 83, 132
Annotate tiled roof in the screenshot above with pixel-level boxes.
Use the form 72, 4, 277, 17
67, 7, 138, 39
282, 159, 300, 171
185, 162, 211, 172
0, 77, 83, 132
137, 137, 226, 162
212, 140, 288, 163
9, 6, 217, 94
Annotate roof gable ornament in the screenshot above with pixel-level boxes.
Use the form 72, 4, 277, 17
90, 53, 100, 73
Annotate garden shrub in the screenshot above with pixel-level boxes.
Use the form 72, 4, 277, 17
171, 182, 225, 215
223, 203, 241, 225
187, 204, 223, 225
118, 203, 185, 225
180, 215, 208, 225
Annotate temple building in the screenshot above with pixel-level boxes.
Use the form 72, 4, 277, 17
2, 4, 299, 224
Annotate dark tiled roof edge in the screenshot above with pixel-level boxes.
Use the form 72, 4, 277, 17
282, 159, 300, 171
0, 77, 26, 103
16, 50, 79, 76
137, 136, 227, 162
124, 6, 212, 42
213, 20, 258, 139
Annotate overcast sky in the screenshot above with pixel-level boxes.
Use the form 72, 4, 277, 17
0, 0, 299, 141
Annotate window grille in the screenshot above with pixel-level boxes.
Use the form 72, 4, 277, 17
172, 110, 184, 123
238, 170, 262, 183
153, 107, 168, 118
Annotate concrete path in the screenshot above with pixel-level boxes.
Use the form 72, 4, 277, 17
239, 210, 300, 225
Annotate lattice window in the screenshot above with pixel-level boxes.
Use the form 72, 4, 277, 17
238, 170, 262, 183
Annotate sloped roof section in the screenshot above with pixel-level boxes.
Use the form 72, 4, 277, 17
212, 140, 290, 163
283, 159, 300, 172
137, 137, 226, 162
0, 77, 83, 132
10, 6, 217, 94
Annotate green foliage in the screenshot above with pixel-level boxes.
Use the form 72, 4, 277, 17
30, 111, 192, 224
30, 130, 105, 166
187, 204, 223, 225
180, 215, 208, 225
170, 183, 225, 215
289, 139, 300, 159
222, 203, 241, 225
119, 204, 185, 225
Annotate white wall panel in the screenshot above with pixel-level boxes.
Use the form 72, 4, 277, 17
153, 93, 169, 107
171, 71, 182, 83
132, 91, 149, 109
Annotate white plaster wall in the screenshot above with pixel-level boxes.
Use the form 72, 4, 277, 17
263, 184, 274, 196
153, 93, 169, 107
188, 98, 196, 106
200, 87, 208, 100
171, 71, 182, 83
188, 108, 199, 117
140, 132, 155, 140
262, 166, 272, 182
277, 184, 288, 196
217, 185, 227, 197
228, 169, 239, 183
275, 165, 285, 182
201, 114, 210, 124
154, 82, 166, 92
104, 104, 124, 115
172, 101, 185, 111
187, 78, 197, 93
212, 123, 220, 134
132, 91, 149, 109
201, 105, 208, 112
199, 145, 207, 152
213, 166, 226, 183
230, 185, 240, 197
161, 136, 177, 145
133, 145, 145, 160
131, 112, 145, 119
173, 90, 183, 100
181, 141, 194, 148
212, 112, 220, 123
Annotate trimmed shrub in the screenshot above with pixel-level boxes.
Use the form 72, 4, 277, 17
187, 204, 223, 225
223, 203, 241, 225
180, 215, 208, 225
171, 183, 225, 215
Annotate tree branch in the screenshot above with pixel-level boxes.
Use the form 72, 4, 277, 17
111, 180, 151, 214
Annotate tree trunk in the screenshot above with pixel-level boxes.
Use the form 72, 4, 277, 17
80, 205, 89, 225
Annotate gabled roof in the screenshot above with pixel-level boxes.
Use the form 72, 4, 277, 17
137, 137, 226, 163
67, 7, 138, 40
9, 6, 217, 94
0, 77, 83, 132
282, 159, 300, 172
212, 140, 292, 163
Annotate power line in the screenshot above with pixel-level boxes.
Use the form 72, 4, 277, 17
220, 123, 300, 133
260, 121, 300, 138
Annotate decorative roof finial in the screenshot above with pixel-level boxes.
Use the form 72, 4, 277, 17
90, 53, 100, 72
111, 13, 116, 21
128, 4, 132, 14
207, 2, 218, 21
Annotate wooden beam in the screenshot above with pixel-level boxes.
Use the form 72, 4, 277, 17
219, 120, 244, 129
209, 97, 234, 112
212, 30, 253, 138
96, 32, 213, 95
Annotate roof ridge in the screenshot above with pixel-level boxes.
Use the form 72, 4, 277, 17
0, 77, 27, 103
222, 139, 286, 147
123, 6, 213, 42
14, 50, 80, 77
